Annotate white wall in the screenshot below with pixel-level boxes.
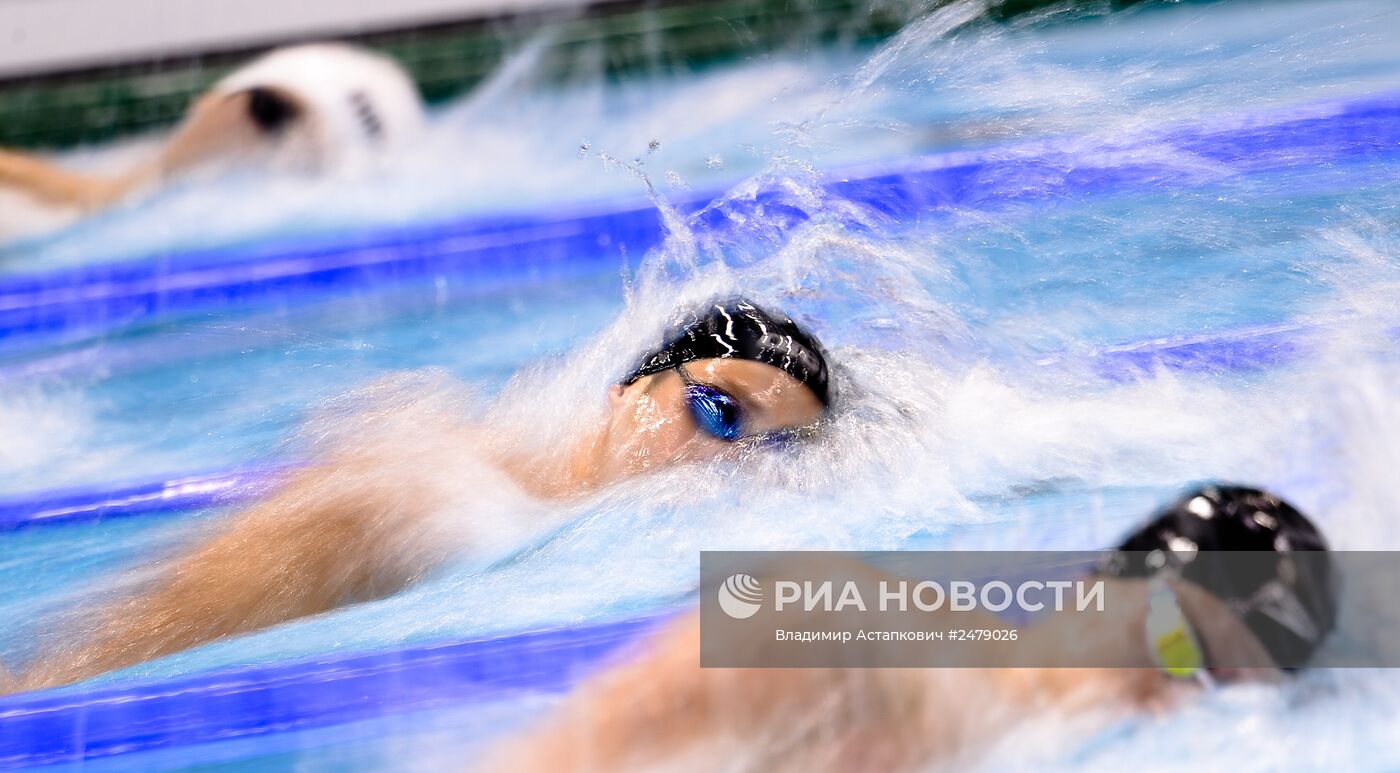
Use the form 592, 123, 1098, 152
0, 0, 580, 78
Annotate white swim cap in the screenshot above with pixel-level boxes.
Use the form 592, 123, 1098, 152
210, 43, 424, 170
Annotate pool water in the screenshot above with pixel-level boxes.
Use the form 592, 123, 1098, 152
4, 0, 1400, 769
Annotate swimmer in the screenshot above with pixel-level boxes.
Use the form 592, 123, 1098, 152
5, 298, 831, 692
0, 43, 423, 241
497, 485, 1338, 772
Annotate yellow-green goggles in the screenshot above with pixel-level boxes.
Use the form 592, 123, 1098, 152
1145, 576, 1215, 687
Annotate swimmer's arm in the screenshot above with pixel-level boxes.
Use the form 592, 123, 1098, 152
491, 615, 772, 771
0, 88, 285, 211
495, 608, 1153, 769
0, 148, 135, 208
15, 461, 443, 693
492, 558, 1011, 769
492, 614, 949, 772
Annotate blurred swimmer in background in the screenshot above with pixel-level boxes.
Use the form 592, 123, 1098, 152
498, 485, 1338, 772
3, 298, 832, 692
0, 43, 423, 241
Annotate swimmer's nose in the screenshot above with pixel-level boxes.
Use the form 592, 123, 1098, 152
246, 88, 299, 134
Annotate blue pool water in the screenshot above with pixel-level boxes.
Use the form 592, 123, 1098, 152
4, 0, 1400, 769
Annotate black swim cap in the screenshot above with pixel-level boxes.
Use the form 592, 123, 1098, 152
1098, 485, 1337, 669
621, 298, 832, 407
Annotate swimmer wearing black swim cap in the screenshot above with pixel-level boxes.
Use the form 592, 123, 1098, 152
502, 485, 1340, 771
10, 297, 834, 692
1099, 484, 1336, 676
536, 298, 834, 489
622, 298, 832, 409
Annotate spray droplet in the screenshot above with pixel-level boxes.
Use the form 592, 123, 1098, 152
578, 141, 592, 157
647, 139, 661, 153
706, 155, 723, 169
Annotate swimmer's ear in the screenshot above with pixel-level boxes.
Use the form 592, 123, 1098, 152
243, 87, 301, 134
608, 383, 627, 408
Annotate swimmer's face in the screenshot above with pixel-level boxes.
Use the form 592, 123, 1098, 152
594, 358, 825, 482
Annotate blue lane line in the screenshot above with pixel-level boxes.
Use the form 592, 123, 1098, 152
0, 466, 291, 532
2, 91, 1399, 353
0, 613, 668, 770
1043, 320, 1319, 380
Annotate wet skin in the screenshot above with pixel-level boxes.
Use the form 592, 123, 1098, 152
495, 565, 1286, 772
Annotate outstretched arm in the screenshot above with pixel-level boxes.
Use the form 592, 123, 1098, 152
493, 593, 1166, 771
0, 87, 275, 213
14, 456, 451, 693
0, 148, 138, 209
491, 614, 949, 772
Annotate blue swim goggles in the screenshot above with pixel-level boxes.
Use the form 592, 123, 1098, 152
676, 363, 746, 442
